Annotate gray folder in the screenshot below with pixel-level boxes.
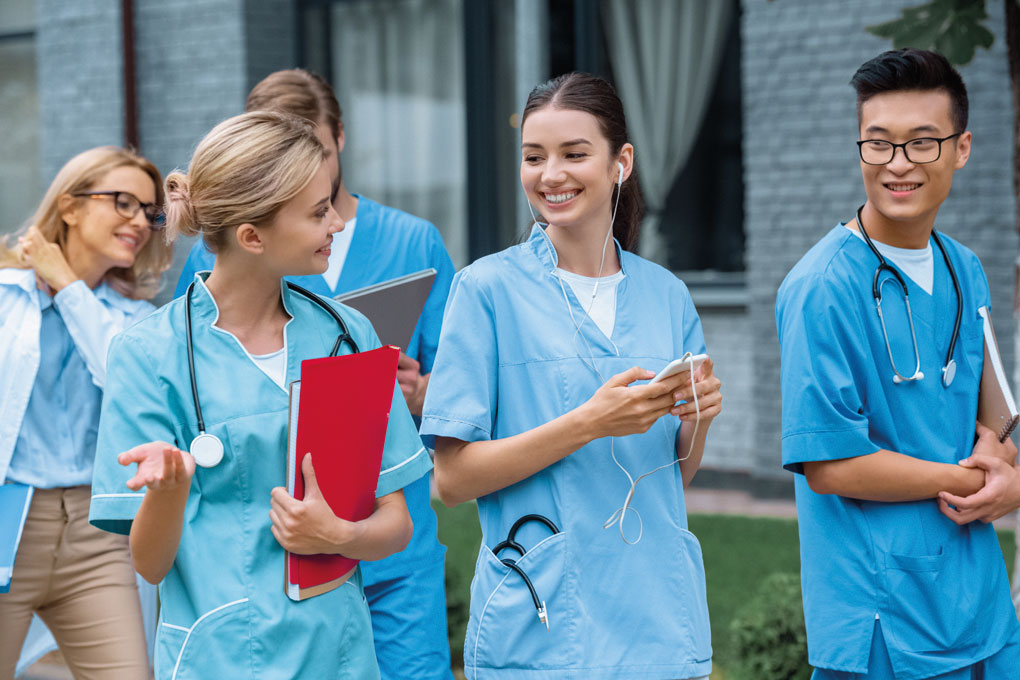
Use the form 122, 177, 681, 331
335, 268, 437, 351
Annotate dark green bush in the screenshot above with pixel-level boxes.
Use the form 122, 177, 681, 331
728, 572, 811, 680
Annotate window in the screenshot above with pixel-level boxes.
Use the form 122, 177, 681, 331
300, 0, 469, 267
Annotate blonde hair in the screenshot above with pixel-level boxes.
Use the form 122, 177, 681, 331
0, 146, 172, 300
246, 69, 342, 137
164, 110, 325, 251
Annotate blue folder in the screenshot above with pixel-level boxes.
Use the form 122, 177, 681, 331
0, 482, 33, 593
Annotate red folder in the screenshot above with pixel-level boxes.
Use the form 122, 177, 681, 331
285, 345, 400, 600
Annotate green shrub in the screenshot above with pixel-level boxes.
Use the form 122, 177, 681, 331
434, 500, 483, 669
728, 572, 811, 680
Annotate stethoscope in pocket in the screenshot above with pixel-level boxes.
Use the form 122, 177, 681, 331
492, 514, 561, 631
184, 280, 359, 468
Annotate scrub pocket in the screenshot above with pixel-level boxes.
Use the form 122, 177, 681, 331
155, 598, 251, 679
882, 549, 975, 651
467, 531, 576, 672
582, 527, 712, 666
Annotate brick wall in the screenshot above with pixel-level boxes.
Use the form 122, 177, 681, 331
741, 0, 1017, 476
37, 0, 124, 180
698, 305, 755, 471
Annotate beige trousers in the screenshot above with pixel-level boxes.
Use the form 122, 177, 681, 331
0, 486, 148, 680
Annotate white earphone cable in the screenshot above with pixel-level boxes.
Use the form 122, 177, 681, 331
528, 170, 701, 545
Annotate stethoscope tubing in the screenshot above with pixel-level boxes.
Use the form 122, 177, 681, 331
184, 279, 359, 442
856, 205, 962, 386
492, 514, 561, 629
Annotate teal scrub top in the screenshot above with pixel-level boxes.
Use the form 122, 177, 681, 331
89, 275, 432, 680
420, 225, 712, 680
173, 194, 455, 579
776, 225, 1020, 677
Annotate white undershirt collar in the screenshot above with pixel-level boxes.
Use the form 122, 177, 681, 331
845, 224, 934, 295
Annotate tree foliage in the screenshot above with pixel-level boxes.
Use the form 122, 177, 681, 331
865, 0, 1002, 65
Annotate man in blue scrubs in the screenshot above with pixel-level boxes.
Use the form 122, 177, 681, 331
174, 70, 455, 680
777, 49, 1020, 679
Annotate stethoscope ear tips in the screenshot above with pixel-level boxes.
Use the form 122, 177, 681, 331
892, 375, 902, 384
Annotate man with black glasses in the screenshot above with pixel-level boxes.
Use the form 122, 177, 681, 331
776, 48, 1020, 679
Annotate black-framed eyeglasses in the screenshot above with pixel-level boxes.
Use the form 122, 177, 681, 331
856, 133, 962, 166
72, 191, 166, 230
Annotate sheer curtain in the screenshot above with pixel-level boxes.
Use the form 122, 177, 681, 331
331, 0, 467, 266
603, 0, 734, 263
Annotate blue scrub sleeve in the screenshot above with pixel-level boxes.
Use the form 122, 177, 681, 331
90, 333, 179, 535
419, 267, 498, 443
414, 226, 455, 375
172, 240, 216, 299
335, 300, 433, 497
778, 274, 877, 474
377, 379, 432, 497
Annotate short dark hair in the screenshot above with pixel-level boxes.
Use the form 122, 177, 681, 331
850, 48, 968, 132
521, 72, 644, 251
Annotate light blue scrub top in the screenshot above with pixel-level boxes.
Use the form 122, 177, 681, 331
89, 276, 433, 680
173, 194, 454, 579
776, 225, 1020, 677
420, 225, 713, 680
9, 291, 103, 487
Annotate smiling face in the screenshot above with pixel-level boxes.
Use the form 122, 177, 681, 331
520, 107, 630, 236
858, 89, 971, 240
257, 161, 343, 277
62, 165, 156, 271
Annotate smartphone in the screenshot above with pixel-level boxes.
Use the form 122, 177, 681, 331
649, 354, 709, 384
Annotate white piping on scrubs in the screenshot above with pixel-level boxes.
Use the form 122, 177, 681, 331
170, 597, 250, 680
379, 446, 427, 476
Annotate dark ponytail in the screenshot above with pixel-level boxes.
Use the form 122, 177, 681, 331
521, 72, 644, 251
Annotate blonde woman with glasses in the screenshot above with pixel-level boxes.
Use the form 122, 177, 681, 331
0, 146, 172, 679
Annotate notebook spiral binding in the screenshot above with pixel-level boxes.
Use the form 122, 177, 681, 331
999, 415, 1020, 442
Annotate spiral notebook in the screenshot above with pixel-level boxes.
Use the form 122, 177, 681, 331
977, 306, 1019, 442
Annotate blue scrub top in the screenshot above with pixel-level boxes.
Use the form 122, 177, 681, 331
776, 225, 1019, 677
173, 194, 455, 579
420, 225, 713, 680
90, 276, 432, 679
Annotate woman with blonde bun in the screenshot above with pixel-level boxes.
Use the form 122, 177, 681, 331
88, 111, 431, 680
0, 146, 172, 679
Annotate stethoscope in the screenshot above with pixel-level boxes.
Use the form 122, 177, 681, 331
184, 280, 360, 468
492, 514, 561, 631
855, 205, 962, 387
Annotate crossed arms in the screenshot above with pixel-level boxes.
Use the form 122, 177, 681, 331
805, 421, 1020, 524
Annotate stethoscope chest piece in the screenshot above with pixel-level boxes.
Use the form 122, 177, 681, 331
190, 433, 224, 468
182, 279, 358, 472
942, 359, 957, 387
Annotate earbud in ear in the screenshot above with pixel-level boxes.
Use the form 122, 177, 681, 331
616, 162, 625, 187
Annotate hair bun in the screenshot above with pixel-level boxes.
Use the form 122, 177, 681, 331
164, 171, 199, 238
